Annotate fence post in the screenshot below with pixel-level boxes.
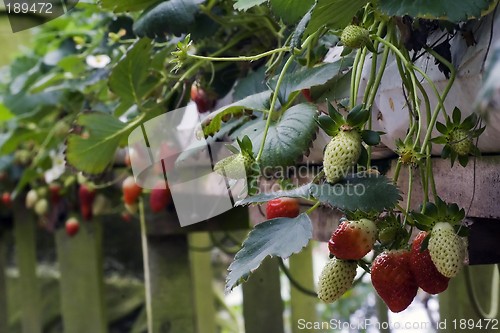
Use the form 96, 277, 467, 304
189, 232, 216, 333
14, 201, 42, 333
55, 221, 107, 333
439, 264, 500, 332
243, 256, 284, 333
289, 243, 317, 333
143, 233, 196, 333
0, 233, 8, 332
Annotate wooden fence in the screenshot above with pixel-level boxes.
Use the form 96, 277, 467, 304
1, 161, 500, 333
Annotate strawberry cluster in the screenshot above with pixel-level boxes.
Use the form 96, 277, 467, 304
318, 216, 467, 313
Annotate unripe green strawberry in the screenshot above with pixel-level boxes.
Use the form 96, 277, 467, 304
377, 217, 401, 245
323, 126, 362, 183
26, 189, 38, 209
428, 222, 466, 278
317, 258, 357, 303
214, 154, 252, 180
34, 199, 49, 216
341, 25, 370, 49
449, 129, 472, 156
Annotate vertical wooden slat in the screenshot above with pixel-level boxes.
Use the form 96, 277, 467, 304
243, 257, 284, 333
0, 233, 8, 332
439, 265, 500, 333
375, 296, 390, 333
289, 243, 317, 333
55, 221, 107, 333
189, 232, 216, 333
14, 202, 42, 333
145, 234, 196, 333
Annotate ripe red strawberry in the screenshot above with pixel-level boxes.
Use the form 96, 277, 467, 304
79, 185, 95, 221
49, 184, 62, 205
122, 176, 142, 205
1, 192, 12, 207
409, 231, 450, 294
65, 217, 80, 237
371, 250, 418, 313
265, 198, 300, 219
191, 83, 214, 113
301, 89, 313, 102
150, 182, 172, 213
328, 219, 377, 260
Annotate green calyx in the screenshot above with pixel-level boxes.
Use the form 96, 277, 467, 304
432, 107, 485, 167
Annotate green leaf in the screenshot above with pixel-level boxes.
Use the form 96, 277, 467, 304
275, 59, 354, 102
203, 90, 272, 136
410, 212, 435, 231
242, 103, 318, 168
317, 115, 339, 136
441, 144, 452, 159
270, 0, 315, 24
225, 213, 313, 292
306, 0, 369, 34
310, 173, 401, 212
436, 121, 448, 134
290, 2, 316, 49
327, 102, 345, 125
431, 136, 448, 144
462, 113, 478, 130
458, 154, 469, 167
234, 0, 267, 11
361, 130, 381, 146
346, 105, 369, 127
452, 107, 461, 124
109, 39, 160, 107
133, 0, 204, 37
100, 0, 161, 12
377, 0, 492, 22
66, 112, 127, 174
236, 184, 313, 206
0, 104, 14, 122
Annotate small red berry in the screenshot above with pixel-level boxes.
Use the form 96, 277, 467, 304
79, 185, 95, 221
265, 198, 300, 219
1, 192, 12, 207
49, 183, 62, 205
301, 89, 313, 102
150, 182, 172, 213
190, 83, 214, 113
122, 176, 142, 205
65, 218, 80, 237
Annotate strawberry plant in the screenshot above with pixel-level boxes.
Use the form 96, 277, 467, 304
0, 0, 497, 317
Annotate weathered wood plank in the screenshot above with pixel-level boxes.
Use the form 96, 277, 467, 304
55, 221, 107, 333
189, 232, 216, 333
144, 234, 196, 333
14, 202, 42, 333
0, 233, 8, 333
242, 257, 284, 333
439, 264, 500, 332
389, 156, 500, 219
289, 243, 317, 333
